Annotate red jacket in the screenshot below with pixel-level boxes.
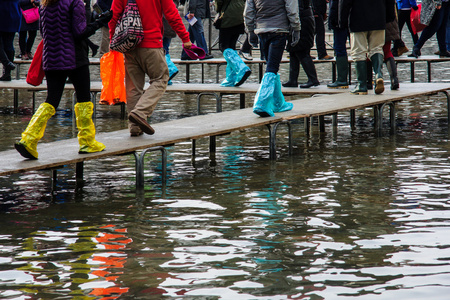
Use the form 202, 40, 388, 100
109, 0, 190, 48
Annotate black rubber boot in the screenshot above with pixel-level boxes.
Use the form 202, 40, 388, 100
282, 53, 300, 87
0, 51, 15, 81
385, 57, 399, 90
299, 56, 319, 88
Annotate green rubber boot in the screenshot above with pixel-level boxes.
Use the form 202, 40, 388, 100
351, 61, 368, 95
327, 56, 349, 89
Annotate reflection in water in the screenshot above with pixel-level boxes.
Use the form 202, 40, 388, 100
1, 30, 450, 299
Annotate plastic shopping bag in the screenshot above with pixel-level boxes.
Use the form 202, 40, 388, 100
410, 4, 427, 35
100, 50, 126, 105
26, 40, 45, 86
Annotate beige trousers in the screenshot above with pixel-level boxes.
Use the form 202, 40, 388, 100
99, 26, 110, 56
124, 47, 169, 127
350, 30, 385, 61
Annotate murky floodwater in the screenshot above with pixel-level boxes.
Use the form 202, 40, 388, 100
0, 21, 449, 299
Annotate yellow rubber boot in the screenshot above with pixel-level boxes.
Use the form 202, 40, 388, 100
15, 102, 55, 159
75, 102, 105, 153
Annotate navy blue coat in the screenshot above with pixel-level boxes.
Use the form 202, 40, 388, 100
0, 0, 22, 33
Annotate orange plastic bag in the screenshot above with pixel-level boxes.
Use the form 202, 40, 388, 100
100, 50, 126, 105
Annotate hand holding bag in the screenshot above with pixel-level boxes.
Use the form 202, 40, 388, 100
110, 0, 144, 53
26, 40, 45, 86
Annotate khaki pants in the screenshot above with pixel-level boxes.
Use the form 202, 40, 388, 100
350, 30, 385, 61
124, 48, 169, 127
99, 26, 110, 55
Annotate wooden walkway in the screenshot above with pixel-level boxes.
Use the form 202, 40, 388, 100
1, 83, 449, 187
0, 80, 344, 117
13, 55, 450, 83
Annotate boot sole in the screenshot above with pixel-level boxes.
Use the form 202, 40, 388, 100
169, 70, 179, 81
235, 70, 251, 87
327, 85, 349, 89
375, 78, 384, 94
14, 143, 37, 160
254, 110, 273, 118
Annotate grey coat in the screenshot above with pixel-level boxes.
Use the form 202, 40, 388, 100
420, 0, 442, 26
244, 0, 300, 34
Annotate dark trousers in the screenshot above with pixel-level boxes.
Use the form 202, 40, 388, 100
219, 24, 245, 52
314, 14, 327, 58
18, 30, 37, 54
259, 33, 287, 74
0, 32, 15, 66
45, 65, 91, 109
333, 27, 349, 57
396, 9, 418, 47
416, 1, 450, 52
240, 33, 252, 53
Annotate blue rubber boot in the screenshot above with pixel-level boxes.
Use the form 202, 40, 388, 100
253, 72, 277, 117
220, 63, 237, 87
223, 48, 251, 86
273, 74, 293, 113
165, 54, 179, 81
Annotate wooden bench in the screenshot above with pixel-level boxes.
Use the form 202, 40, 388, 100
1, 82, 449, 188
0, 80, 345, 117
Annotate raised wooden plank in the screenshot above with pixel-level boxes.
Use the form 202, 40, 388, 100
0, 80, 345, 96
1, 82, 448, 177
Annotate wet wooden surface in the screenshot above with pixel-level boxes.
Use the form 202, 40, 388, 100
1, 82, 449, 176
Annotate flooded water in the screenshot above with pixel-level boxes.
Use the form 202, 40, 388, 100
0, 23, 450, 299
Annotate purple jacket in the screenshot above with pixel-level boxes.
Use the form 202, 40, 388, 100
39, 0, 88, 71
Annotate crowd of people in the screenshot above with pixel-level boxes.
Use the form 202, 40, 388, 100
2, 0, 450, 159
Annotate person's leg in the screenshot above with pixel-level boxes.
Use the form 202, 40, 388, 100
299, 50, 320, 88
328, 27, 349, 88
436, 2, 450, 54
128, 47, 169, 134
14, 69, 65, 159
283, 51, 300, 87
190, 19, 209, 54
384, 41, 399, 90
413, 7, 445, 53
163, 37, 171, 54
265, 34, 288, 74
350, 31, 369, 94
403, 10, 419, 44
0, 32, 16, 80
124, 48, 147, 134
45, 70, 69, 109
70, 65, 105, 153
240, 33, 252, 57
99, 26, 110, 55
368, 30, 385, 94
18, 31, 27, 57
26, 30, 37, 57
314, 14, 329, 59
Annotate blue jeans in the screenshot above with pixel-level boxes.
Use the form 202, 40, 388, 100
163, 37, 171, 55
259, 33, 287, 74
181, 18, 208, 58
333, 28, 349, 57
